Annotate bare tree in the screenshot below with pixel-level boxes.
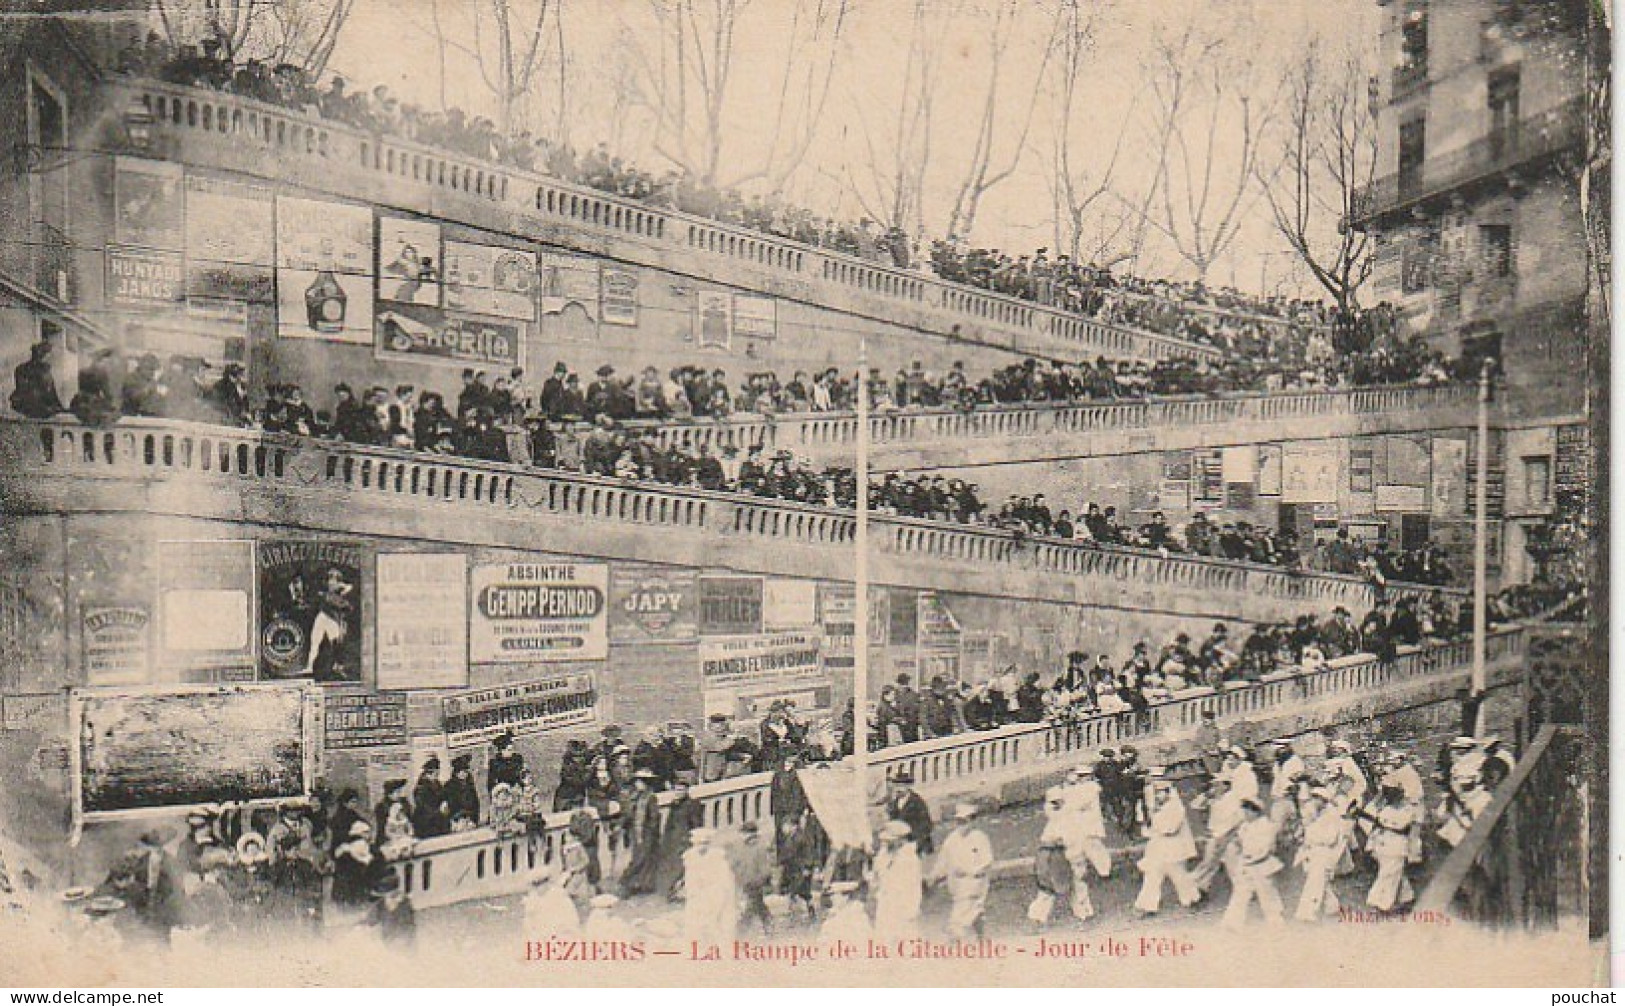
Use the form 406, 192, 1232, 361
260, 0, 355, 78
1130, 26, 1270, 282
836, 0, 939, 237
150, 0, 255, 54
1040, 0, 1144, 265
941, 0, 1063, 242
473, 0, 557, 135
1256, 40, 1377, 315
624, 0, 846, 190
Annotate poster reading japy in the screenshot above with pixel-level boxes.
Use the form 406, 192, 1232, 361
470, 561, 608, 663
258, 541, 364, 683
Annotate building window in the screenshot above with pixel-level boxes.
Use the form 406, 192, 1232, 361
1402, 229, 1436, 293
1398, 118, 1426, 196
1480, 223, 1513, 279
1487, 69, 1520, 156
1524, 456, 1551, 509
1399, 6, 1429, 79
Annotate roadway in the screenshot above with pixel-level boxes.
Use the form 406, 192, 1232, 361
419, 704, 1489, 949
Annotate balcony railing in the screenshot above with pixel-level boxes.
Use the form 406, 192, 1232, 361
618, 383, 1479, 459
107, 77, 1223, 365
1355, 97, 1583, 223
389, 625, 1526, 909
6, 416, 1458, 622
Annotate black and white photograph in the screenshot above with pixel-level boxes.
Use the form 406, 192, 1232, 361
0, 0, 1608, 989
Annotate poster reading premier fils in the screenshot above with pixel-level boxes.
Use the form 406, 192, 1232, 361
470, 561, 609, 662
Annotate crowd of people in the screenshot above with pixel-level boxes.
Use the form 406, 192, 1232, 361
65, 698, 1520, 948
10, 338, 1466, 591
119, 35, 1444, 361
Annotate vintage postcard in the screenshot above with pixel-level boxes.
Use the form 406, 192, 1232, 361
0, 0, 1607, 988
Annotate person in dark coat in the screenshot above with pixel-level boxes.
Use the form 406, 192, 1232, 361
330, 820, 379, 908
410, 756, 449, 839
654, 779, 705, 899
885, 770, 934, 855
553, 739, 592, 810
10, 338, 63, 418
327, 789, 365, 853
443, 754, 481, 826
71, 348, 122, 426
617, 770, 663, 896
487, 732, 526, 795
374, 779, 412, 837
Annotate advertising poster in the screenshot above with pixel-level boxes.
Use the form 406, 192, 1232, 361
469, 562, 608, 663
157, 539, 255, 677
762, 578, 818, 631
694, 290, 733, 350
699, 632, 824, 719
377, 216, 442, 306
275, 196, 373, 272
275, 195, 374, 344
734, 293, 778, 340
442, 673, 598, 747
1384, 435, 1432, 487
698, 575, 764, 635
375, 553, 467, 690
376, 303, 521, 368
106, 247, 185, 309
114, 156, 184, 250
610, 564, 698, 643
601, 267, 640, 326
1258, 444, 1284, 496
322, 690, 409, 750
257, 541, 364, 683
74, 683, 312, 818
1431, 437, 1469, 518
818, 583, 856, 670
1350, 441, 1376, 493
916, 592, 962, 684
537, 251, 600, 319
1375, 484, 1429, 513
1221, 445, 1258, 483
185, 175, 274, 304
82, 607, 151, 687
445, 241, 537, 320
1282, 443, 1340, 503
1192, 448, 1225, 507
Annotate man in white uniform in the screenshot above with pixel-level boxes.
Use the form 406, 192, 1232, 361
930, 803, 993, 938
1294, 788, 1346, 921
1222, 798, 1285, 926
871, 820, 923, 940
1133, 769, 1201, 914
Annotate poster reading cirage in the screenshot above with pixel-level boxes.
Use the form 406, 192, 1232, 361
469, 561, 608, 663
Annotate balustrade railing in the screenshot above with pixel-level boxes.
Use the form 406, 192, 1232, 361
113, 77, 1219, 364
391, 626, 1524, 909
9, 416, 1442, 616
620, 383, 1477, 456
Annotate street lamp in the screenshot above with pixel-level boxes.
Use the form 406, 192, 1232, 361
1470, 356, 1496, 734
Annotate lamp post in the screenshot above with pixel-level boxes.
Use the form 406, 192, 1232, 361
1470, 357, 1495, 734
853, 339, 871, 835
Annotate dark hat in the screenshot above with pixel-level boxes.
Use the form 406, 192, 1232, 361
452, 754, 473, 770
601, 725, 623, 738
493, 731, 515, 749
553, 361, 569, 373
421, 754, 441, 770
383, 779, 407, 795
596, 365, 616, 377
890, 768, 914, 784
